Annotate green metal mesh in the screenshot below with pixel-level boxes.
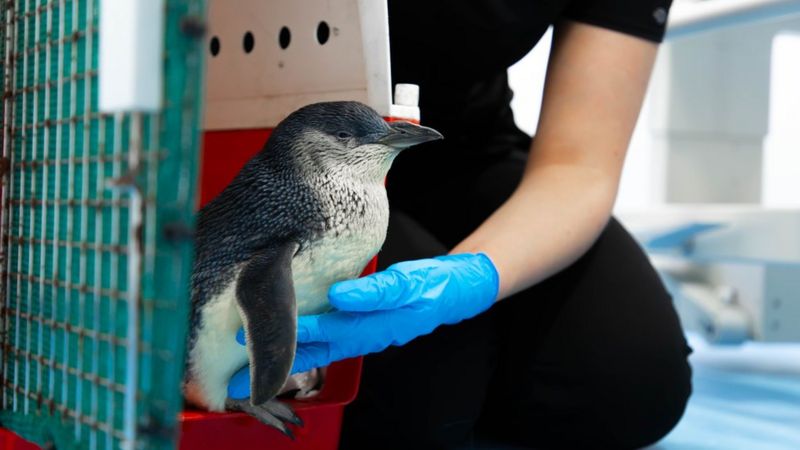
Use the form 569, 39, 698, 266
0, 1, 206, 449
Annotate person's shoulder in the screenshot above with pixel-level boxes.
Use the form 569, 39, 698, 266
562, 0, 674, 43
389, 0, 561, 77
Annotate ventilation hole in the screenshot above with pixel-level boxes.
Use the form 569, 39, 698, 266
243, 31, 255, 53
210, 36, 220, 56
279, 26, 291, 49
317, 21, 330, 45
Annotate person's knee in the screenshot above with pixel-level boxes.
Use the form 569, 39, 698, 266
497, 327, 692, 449
593, 350, 693, 449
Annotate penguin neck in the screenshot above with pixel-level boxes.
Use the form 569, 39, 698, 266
309, 164, 390, 191
340, 144, 398, 184
348, 157, 395, 184
306, 155, 396, 187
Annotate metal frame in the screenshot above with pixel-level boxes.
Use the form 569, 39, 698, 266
622, 207, 800, 344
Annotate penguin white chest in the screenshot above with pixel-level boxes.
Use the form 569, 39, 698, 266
292, 229, 385, 316
292, 180, 389, 315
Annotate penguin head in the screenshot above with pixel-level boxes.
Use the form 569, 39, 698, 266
270, 101, 442, 177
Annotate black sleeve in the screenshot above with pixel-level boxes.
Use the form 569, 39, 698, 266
562, 0, 674, 43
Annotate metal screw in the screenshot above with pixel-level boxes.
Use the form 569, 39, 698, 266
180, 16, 206, 38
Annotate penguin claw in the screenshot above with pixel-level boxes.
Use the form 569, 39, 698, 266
263, 399, 304, 427
225, 398, 302, 439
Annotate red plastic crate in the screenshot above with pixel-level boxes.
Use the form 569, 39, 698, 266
0, 429, 39, 450
198, 129, 274, 209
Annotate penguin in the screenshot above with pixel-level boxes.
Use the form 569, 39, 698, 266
184, 101, 442, 436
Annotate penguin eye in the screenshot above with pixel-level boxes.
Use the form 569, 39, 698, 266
336, 131, 352, 139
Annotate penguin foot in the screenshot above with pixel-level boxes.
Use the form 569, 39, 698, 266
225, 397, 303, 439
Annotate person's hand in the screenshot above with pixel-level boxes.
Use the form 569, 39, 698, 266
227, 253, 499, 400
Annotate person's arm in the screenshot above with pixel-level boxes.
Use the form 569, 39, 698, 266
452, 20, 658, 298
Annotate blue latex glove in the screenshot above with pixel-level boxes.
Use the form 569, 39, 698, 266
227, 253, 499, 400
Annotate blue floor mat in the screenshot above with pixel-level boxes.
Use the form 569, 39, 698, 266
649, 334, 800, 450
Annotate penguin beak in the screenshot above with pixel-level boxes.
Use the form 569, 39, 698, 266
374, 121, 443, 149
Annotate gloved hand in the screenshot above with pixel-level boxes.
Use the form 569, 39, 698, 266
227, 253, 499, 400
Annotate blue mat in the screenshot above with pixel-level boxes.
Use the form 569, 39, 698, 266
650, 334, 800, 450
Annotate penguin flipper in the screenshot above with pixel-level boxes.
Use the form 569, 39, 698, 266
235, 242, 299, 406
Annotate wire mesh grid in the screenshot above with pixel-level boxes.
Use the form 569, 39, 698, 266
0, 1, 205, 449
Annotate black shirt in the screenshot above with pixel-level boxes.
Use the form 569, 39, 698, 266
390, 0, 672, 80
386, 0, 673, 197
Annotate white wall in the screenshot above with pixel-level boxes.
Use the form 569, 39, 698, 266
762, 31, 800, 207
507, 28, 552, 136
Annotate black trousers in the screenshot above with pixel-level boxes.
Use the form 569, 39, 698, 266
339, 151, 693, 450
